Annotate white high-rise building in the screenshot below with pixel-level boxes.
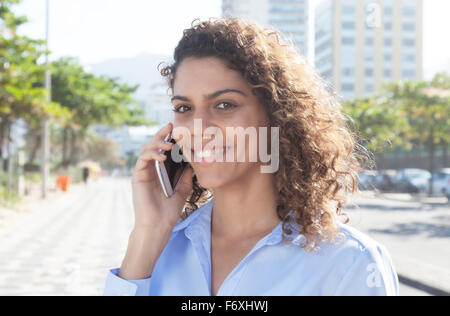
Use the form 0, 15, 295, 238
315, 0, 423, 100
222, 0, 309, 55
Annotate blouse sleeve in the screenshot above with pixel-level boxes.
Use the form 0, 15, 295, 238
102, 268, 152, 296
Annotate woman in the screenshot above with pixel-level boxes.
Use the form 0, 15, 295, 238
103, 17, 398, 296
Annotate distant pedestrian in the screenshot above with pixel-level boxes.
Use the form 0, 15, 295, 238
82, 167, 90, 185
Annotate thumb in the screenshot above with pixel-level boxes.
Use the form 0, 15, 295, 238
174, 164, 194, 198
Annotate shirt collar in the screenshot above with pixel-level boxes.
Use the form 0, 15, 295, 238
180, 198, 299, 247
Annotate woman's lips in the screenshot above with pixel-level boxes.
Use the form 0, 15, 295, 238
190, 146, 232, 164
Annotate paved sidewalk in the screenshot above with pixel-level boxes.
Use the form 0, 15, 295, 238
0, 177, 134, 296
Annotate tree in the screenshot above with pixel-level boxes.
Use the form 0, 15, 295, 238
429, 73, 450, 167
0, 0, 71, 193
2, 0, 155, 181
50, 57, 154, 167
84, 132, 122, 168
343, 94, 410, 160
383, 77, 450, 195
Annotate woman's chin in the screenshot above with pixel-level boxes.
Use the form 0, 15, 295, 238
196, 175, 226, 190
194, 167, 231, 190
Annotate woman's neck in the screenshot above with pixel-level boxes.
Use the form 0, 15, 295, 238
210, 165, 280, 241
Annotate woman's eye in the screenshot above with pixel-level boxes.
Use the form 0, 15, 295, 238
172, 105, 191, 113
172, 102, 236, 113
216, 102, 236, 110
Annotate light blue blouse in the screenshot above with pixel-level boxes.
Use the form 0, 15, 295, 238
103, 198, 399, 296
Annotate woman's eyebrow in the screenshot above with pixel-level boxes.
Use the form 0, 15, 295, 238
171, 89, 248, 102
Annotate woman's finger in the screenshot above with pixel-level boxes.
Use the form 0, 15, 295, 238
134, 150, 167, 172
133, 123, 174, 173
154, 122, 173, 141
134, 158, 150, 172
140, 150, 167, 162
140, 140, 173, 154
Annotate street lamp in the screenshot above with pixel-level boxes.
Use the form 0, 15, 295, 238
41, 0, 51, 199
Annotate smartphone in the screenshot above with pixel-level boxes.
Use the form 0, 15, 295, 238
155, 133, 189, 198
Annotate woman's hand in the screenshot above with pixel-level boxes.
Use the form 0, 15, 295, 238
118, 123, 194, 280
131, 122, 193, 231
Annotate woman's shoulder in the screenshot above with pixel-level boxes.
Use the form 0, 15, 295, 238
308, 222, 399, 295
335, 222, 388, 254
312, 222, 394, 267
288, 220, 391, 261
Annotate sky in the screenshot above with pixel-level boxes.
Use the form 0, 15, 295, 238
14, 0, 450, 80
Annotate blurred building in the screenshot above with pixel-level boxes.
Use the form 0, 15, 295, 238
222, 0, 309, 55
142, 82, 174, 126
315, 0, 423, 100
93, 124, 162, 158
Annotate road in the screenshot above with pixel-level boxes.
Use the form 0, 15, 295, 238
345, 191, 450, 296
0, 177, 446, 296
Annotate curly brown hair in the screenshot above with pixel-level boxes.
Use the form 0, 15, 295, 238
158, 17, 373, 252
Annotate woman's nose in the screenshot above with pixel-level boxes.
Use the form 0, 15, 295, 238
188, 112, 222, 148
187, 108, 216, 134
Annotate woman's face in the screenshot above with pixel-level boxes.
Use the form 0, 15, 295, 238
172, 56, 270, 190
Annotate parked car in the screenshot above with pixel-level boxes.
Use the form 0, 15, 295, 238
431, 168, 450, 198
393, 168, 431, 193
358, 170, 378, 190
374, 169, 396, 192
